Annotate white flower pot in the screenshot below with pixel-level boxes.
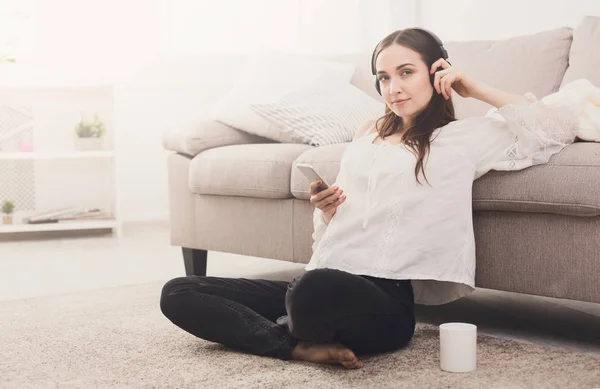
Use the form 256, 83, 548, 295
75, 137, 103, 151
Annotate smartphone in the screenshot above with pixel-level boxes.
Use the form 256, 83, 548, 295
296, 163, 330, 192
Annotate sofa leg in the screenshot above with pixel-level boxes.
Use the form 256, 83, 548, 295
182, 248, 208, 276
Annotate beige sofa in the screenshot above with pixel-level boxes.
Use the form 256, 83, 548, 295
163, 17, 600, 304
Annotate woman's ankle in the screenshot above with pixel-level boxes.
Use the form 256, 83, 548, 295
291, 341, 307, 360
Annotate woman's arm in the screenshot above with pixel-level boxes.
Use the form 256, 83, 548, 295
471, 81, 532, 108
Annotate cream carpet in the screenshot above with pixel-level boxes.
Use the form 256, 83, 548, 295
1, 281, 599, 389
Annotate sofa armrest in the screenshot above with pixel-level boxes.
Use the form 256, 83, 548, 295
162, 117, 276, 157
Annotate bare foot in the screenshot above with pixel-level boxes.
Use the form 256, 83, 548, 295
291, 341, 364, 369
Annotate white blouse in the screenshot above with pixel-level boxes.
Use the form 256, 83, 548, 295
305, 93, 579, 305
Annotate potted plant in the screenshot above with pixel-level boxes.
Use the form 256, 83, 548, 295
2, 200, 15, 225
0, 53, 16, 64
74, 113, 106, 151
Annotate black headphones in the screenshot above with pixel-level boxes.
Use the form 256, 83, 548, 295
371, 28, 450, 96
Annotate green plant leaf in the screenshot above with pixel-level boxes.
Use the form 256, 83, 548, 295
1, 200, 15, 215
75, 114, 106, 138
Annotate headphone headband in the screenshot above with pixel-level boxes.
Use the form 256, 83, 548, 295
371, 28, 449, 96
371, 28, 448, 75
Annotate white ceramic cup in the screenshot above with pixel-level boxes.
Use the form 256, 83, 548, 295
439, 322, 477, 373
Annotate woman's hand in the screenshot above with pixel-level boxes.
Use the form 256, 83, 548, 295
309, 181, 346, 225
430, 58, 481, 100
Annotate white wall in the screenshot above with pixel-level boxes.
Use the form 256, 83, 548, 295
418, 0, 600, 41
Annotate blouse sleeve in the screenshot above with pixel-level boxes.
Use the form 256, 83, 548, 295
464, 93, 579, 180
311, 207, 328, 253
310, 175, 342, 253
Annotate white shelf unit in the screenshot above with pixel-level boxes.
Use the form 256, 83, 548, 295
0, 219, 119, 233
0, 151, 115, 160
0, 86, 121, 236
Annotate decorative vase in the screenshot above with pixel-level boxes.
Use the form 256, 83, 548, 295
2, 215, 12, 224
74, 137, 103, 151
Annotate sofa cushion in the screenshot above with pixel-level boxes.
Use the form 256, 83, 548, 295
189, 143, 313, 199
472, 142, 600, 217
561, 16, 600, 88
322, 53, 384, 102
291, 142, 600, 217
163, 117, 276, 157
444, 27, 573, 119
290, 143, 349, 197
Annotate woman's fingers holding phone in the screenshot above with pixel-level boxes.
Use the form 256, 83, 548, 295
308, 180, 325, 196
310, 184, 337, 205
312, 186, 345, 209
321, 193, 347, 214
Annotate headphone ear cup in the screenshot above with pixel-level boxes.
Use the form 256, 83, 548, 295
374, 78, 381, 95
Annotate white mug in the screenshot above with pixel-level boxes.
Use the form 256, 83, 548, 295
439, 322, 477, 373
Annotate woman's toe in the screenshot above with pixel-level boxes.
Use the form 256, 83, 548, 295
345, 359, 362, 369
342, 350, 356, 361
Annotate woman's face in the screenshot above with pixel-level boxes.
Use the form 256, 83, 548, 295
375, 44, 434, 127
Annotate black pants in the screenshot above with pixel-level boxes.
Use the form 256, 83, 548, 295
160, 268, 415, 360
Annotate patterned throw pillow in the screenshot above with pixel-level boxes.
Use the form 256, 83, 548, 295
211, 52, 356, 143
249, 81, 384, 146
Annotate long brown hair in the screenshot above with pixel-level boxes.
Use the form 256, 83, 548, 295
372, 29, 457, 185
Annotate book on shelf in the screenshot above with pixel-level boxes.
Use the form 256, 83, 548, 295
57, 212, 114, 222
24, 207, 114, 224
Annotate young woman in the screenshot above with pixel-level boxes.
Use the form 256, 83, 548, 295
160, 28, 578, 370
